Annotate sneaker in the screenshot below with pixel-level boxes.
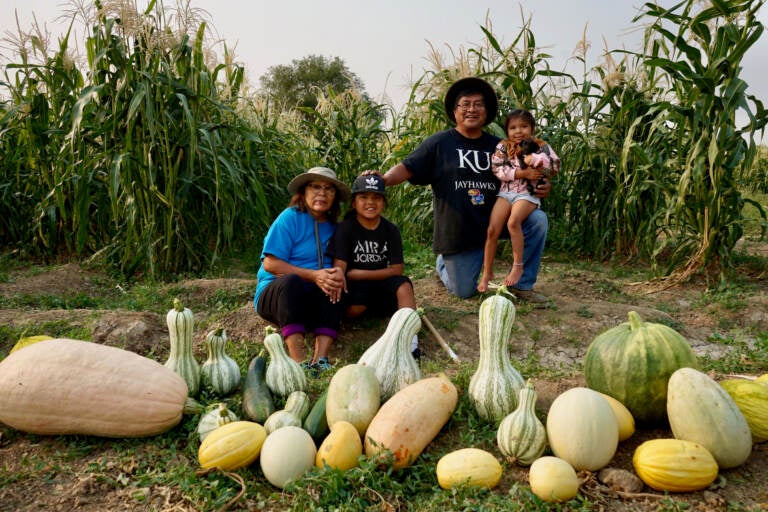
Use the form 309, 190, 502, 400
314, 356, 333, 372
508, 287, 551, 308
411, 347, 422, 361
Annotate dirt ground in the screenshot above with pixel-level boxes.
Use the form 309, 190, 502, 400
0, 256, 767, 511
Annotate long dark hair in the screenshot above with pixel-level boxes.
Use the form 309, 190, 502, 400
502, 109, 546, 160
289, 186, 342, 223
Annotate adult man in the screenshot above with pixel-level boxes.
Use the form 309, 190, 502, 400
379, 77, 552, 304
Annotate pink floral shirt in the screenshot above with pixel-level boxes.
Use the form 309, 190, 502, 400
491, 141, 561, 194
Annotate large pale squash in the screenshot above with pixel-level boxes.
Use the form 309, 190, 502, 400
435, 448, 502, 490
364, 374, 458, 469
326, 363, 381, 436
198, 421, 266, 471
719, 378, 768, 443
667, 368, 752, 469
545, 387, 618, 471
632, 439, 718, 492
0, 338, 194, 437
584, 311, 698, 424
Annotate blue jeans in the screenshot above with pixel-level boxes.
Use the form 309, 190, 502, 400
436, 209, 548, 298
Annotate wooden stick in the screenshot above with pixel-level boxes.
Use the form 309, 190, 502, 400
421, 314, 460, 362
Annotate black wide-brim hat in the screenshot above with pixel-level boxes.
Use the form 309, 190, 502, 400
444, 77, 498, 126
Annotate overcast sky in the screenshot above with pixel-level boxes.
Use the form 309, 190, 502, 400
3, 0, 767, 118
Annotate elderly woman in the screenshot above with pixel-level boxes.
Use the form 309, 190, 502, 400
254, 167, 350, 371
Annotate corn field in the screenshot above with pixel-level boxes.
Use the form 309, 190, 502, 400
1, 0, 766, 281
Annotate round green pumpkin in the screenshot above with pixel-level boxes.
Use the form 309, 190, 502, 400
583, 311, 698, 424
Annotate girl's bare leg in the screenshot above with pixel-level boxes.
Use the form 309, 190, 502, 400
478, 198, 511, 292
285, 333, 305, 362
505, 201, 538, 287
396, 281, 417, 309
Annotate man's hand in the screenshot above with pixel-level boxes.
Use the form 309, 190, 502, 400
533, 178, 552, 199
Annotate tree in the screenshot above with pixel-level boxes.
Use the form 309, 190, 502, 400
258, 54, 369, 111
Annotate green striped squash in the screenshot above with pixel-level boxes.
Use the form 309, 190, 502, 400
469, 290, 524, 425
497, 380, 547, 466
264, 390, 311, 434
241, 352, 275, 423
164, 298, 201, 396
263, 327, 307, 397
201, 328, 241, 396
667, 368, 752, 469
357, 307, 422, 400
584, 311, 698, 424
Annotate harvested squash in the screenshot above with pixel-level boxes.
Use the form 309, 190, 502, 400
667, 368, 752, 469
528, 456, 580, 502
241, 351, 275, 424
545, 387, 618, 471
196, 403, 238, 441
316, 420, 363, 471
584, 311, 698, 424
263, 327, 306, 397
260, 426, 317, 489
165, 298, 201, 396
198, 420, 266, 471
0, 338, 198, 437
469, 289, 524, 425
435, 448, 502, 489
598, 392, 635, 441
719, 378, 768, 443
201, 328, 241, 396
357, 308, 422, 400
364, 374, 457, 470
497, 380, 547, 466
326, 363, 381, 436
633, 439, 718, 492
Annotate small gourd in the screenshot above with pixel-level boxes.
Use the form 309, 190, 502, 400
357, 307, 422, 400
469, 288, 524, 424
201, 328, 241, 396
164, 298, 201, 396
497, 380, 547, 466
196, 403, 239, 441
264, 390, 311, 434
263, 327, 306, 397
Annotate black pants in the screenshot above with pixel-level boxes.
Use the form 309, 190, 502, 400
256, 274, 341, 336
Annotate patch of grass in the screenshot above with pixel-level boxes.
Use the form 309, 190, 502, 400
698, 331, 768, 374
577, 306, 594, 318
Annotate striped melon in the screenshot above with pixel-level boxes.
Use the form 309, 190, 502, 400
469, 290, 524, 425
584, 311, 698, 424
201, 328, 241, 396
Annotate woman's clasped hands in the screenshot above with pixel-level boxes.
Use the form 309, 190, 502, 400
315, 266, 345, 303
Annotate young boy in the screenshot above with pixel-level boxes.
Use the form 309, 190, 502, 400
328, 174, 420, 358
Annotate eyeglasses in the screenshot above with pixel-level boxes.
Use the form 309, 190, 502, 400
306, 183, 337, 194
455, 101, 486, 112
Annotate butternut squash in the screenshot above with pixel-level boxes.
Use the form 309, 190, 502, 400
364, 374, 457, 469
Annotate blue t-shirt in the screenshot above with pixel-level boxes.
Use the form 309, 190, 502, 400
254, 207, 336, 306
